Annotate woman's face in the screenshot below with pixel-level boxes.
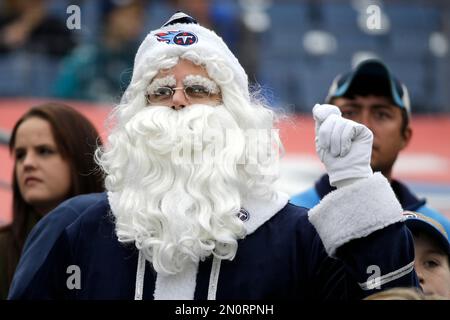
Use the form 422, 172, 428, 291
13, 117, 72, 215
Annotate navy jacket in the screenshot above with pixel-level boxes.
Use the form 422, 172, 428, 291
9, 192, 417, 300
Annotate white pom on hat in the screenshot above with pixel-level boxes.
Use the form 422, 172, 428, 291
131, 12, 249, 98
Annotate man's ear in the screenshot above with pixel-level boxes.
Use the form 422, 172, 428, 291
401, 126, 412, 150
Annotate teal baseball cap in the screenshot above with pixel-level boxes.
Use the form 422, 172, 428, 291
325, 59, 411, 119
404, 211, 450, 257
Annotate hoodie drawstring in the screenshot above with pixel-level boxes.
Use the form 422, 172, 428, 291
134, 251, 221, 300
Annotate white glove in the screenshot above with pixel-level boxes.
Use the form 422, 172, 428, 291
313, 104, 373, 188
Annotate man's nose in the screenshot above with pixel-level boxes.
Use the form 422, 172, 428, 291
171, 88, 188, 110
358, 111, 371, 129
415, 265, 425, 286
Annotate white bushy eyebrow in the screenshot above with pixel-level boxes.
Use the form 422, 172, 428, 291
146, 75, 176, 94
183, 75, 220, 94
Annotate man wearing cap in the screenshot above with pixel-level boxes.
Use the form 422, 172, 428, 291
404, 211, 450, 298
9, 13, 417, 300
291, 59, 450, 239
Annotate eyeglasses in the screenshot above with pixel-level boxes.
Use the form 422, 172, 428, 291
146, 85, 220, 106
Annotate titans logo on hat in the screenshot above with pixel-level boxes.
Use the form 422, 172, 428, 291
155, 31, 198, 46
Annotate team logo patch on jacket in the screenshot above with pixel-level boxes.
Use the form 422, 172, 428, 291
237, 208, 250, 222
155, 31, 198, 46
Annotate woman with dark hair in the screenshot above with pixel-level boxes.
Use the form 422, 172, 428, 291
0, 102, 104, 298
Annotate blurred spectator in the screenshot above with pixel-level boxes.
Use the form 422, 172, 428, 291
291, 59, 450, 236
52, 0, 146, 102
404, 211, 450, 299
0, 103, 104, 299
0, 0, 76, 57
366, 211, 450, 300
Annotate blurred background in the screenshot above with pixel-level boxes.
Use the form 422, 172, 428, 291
0, 0, 449, 224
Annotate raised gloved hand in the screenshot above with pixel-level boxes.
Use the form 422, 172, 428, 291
313, 104, 373, 188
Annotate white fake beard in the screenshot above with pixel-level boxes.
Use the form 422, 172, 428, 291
103, 104, 256, 275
